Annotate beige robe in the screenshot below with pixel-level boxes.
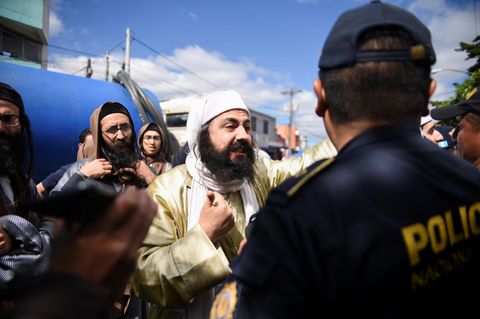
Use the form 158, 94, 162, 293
131, 138, 337, 319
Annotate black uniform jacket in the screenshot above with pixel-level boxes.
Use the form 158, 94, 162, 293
211, 123, 480, 319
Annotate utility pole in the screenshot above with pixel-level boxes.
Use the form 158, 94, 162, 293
86, 58, 93, 78
105, 51, 110, 81
281, 89, 303, 156
125, 27, 131, 74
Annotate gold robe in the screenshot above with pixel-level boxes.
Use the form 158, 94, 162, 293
131, 139, 336, 318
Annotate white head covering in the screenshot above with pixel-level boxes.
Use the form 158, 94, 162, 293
186, 90, 249, 151
185, 90, 258, 230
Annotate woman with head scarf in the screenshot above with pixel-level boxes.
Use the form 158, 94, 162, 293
138, 123, 172, 175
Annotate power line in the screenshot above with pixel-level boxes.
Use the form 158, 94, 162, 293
281, 89, 303, 156
132, 36, 280, 111
133, 37, 225, 90
47, 40, 282, 111
106, 40, 126, 54
48, 44, 100, 57
130, 67, 201, 96
49, 40, 125, 58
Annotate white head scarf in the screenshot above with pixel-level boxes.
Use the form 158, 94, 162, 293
185, 90, 259, 230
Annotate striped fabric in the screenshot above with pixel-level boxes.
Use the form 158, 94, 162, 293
0, 215, 53, 293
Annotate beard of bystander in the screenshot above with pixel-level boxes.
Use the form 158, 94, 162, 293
0, 131, 25, 177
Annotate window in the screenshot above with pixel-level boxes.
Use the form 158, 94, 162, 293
251, 116, 257, 132
0, 28, 42, 64
23, 40, 41, 62
2, 32, 22, 58
263, 120, 269, 134
166, 113, 189, 127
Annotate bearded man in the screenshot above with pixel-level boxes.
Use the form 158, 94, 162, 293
131, 90, 337, 319
0, 83, 53, 315
51, 101, 158, 318
53, 101, 157, 194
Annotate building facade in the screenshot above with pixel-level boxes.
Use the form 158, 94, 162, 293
0, 0, 49, 68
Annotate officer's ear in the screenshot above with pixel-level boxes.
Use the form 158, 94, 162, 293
314, 79, 327, 117
422, 79, 437, 116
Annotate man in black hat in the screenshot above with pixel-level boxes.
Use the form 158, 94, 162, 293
52, 101, 156, 194
0, 82, 53, 315
50, 101, 156, 318
210, 1, 480, 318
431, 86, 480, 167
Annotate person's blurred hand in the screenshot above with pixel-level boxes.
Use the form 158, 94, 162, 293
51, 187, 157, 297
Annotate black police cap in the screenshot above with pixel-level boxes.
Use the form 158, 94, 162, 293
319, 0, 436, 71
431, 87, 480, 121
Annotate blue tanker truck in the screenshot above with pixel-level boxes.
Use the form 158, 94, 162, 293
0, 62, 178, 182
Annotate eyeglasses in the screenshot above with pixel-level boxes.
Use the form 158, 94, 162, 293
102, 123, 132, 136
143, 135, 161, 141
0, 114, 20, 127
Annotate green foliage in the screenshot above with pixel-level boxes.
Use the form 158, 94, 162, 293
431, 69, 480, 107
455, 35, 480, 73
430, 36, 480, 126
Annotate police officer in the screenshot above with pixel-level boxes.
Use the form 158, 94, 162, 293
431, 86, 480, 167
210, 1, 480, 318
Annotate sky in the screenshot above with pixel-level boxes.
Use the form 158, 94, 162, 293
47, 0, 478, 146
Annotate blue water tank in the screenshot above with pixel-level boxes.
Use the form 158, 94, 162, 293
0, 62, 163, 181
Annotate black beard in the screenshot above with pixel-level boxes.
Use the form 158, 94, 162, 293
0, 131, 25, 177
198, 130, 255, 183
102, 140, 136, 170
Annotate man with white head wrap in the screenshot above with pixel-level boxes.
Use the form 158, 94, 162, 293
132, 90, 337, 319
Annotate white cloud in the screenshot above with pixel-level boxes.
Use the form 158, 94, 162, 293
49, 10, 64, 37
47, 45, 293, 125
47, 43, 329, 145
291, 91, 328, 143
408, 0, 475, 101
47, 1, 473, 147
188, 12, 197, 20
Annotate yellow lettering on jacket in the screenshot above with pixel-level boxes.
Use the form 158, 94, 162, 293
445, 211, 463, 246
459, 206, 469, 240
411, 248, 471, 290
469, 203, 480, 235
427, 215, 447, 254
402, 223, 428, 266
402, 202, 480, 266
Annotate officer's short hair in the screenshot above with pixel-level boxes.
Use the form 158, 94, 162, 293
320, 27, 432, 125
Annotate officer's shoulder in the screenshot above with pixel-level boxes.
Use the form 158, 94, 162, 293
269, 157, 334, 207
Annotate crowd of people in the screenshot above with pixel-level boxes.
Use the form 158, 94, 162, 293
1, 1, 480, 318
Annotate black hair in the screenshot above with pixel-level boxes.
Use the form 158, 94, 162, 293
320, 27, 432, 125
78, 128, 92, 144
139, 123, 167, 163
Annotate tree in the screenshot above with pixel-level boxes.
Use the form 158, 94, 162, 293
456, 35, 480, 74
431, 69, 480, 107
430, 36, 480, 126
